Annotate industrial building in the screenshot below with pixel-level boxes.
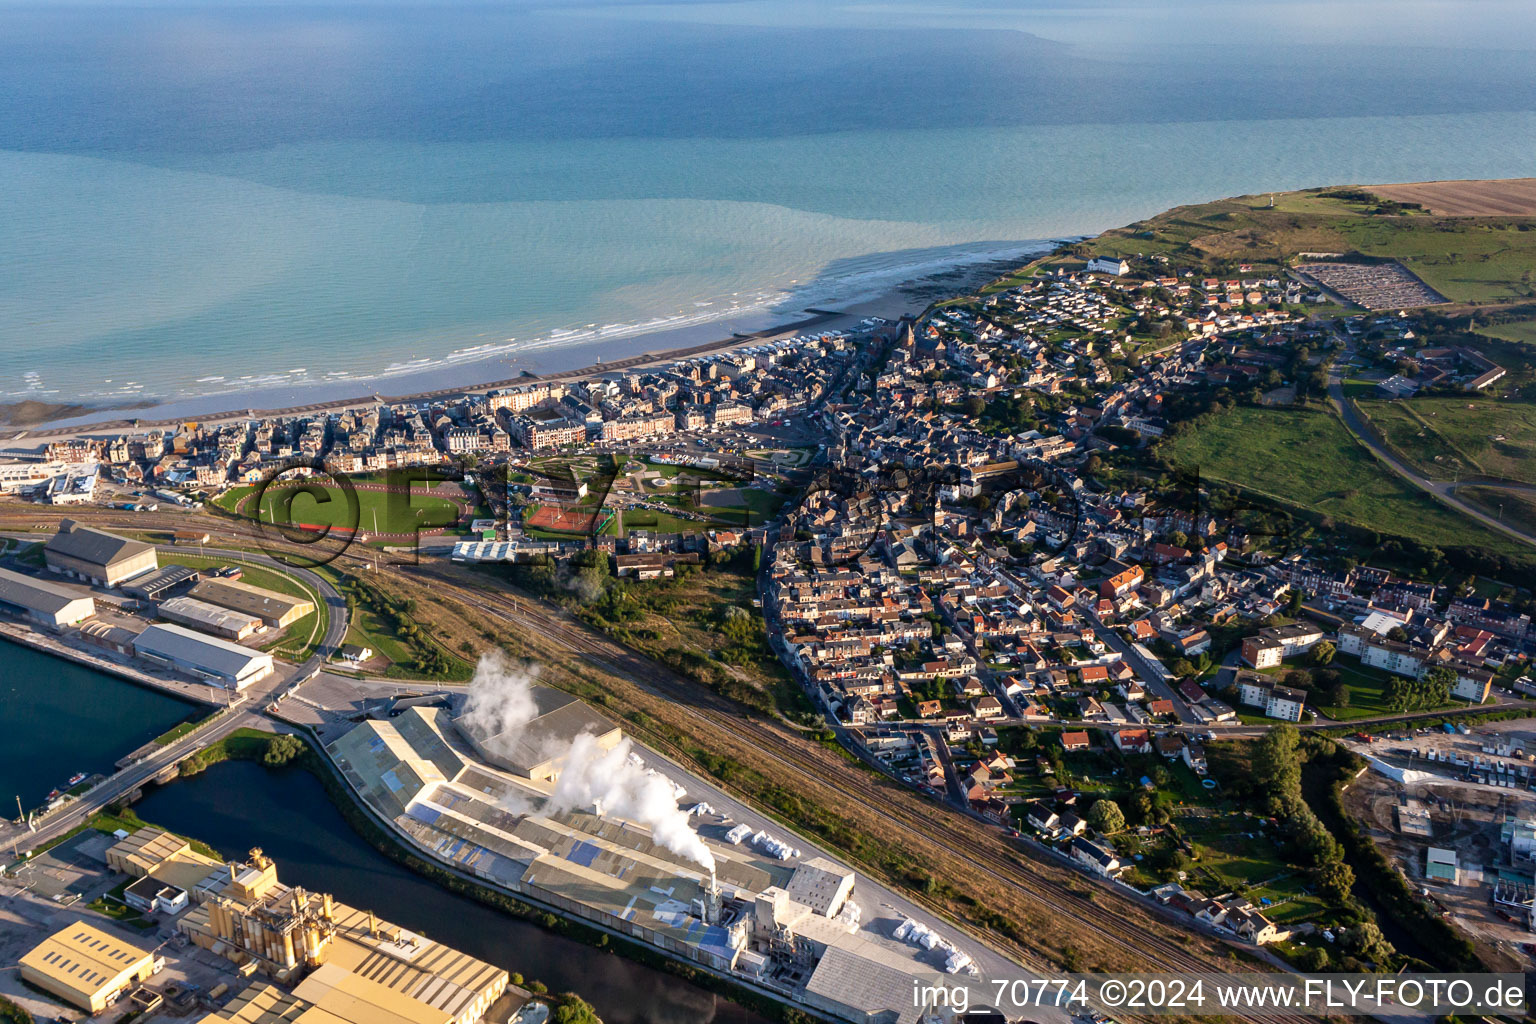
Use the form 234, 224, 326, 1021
18, 922, 158, 1014
329, 705, 958, 1024
104, 832, 507, 1024
44, 519, 158, 587
159, 595, 263, 640
107, 827, 223, 893
189, 577, 314, 629
454, 684, 622, 781
184, 850, 507, 1024
123, 565, 202, 601
133, 622, 275, 688
0, 566, 96, 630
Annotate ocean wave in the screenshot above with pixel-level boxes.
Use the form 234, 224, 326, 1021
66, 238, 1051, 406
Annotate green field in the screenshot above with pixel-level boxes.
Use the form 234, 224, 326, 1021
220, 481, 464, 537
1478, 318, 1536, 348
1309, 657, 1457, 720
1160, 405, 1526, 554
1351, 398, 1480, 479
1356, 396, 1536, 485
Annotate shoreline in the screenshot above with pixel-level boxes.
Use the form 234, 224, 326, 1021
4, 249, 1042, 442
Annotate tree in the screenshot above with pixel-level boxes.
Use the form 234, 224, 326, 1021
263, 734, 305, 768
1087, 799, 1126, 835
1311, 640, 1336, 666
1252, 725, 1301, 807
1312, 858, 1356, 902
1283, 668, 1313, 691
963, 395, 987, 418
553, 995, 603, 1024
1340, 919, 1394, 966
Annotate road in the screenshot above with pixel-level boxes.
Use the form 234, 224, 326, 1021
182, 545, 350, 673
408, 564, 1309, 1024
1325, 341, 1536, 549
1085, 607, 1199, 723
0, 542, 345, 855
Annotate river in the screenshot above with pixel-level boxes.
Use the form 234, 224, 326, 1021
133, 759, 767, 1024
0, 640, 197, 809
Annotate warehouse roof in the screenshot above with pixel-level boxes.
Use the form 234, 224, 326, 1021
107, 827, 193, 876
20, 922, 153, 1000
0, 566, 92, 615
189, 577, 313, 621
804, 941, 945, 1024
159, 596, 261, 635
134, 623, 272, 678
45, 520, 154, 567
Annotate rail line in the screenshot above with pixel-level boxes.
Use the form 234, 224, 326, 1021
415, 567, 1306, 1024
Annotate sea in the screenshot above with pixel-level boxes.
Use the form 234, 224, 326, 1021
2, 0, 1536, 414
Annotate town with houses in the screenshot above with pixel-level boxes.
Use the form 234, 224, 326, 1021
4, 243, 1536, 1022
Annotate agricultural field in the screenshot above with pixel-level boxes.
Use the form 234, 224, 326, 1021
1354, 395, 1536, 484
1159, 405, 1527, 555
1477, 317, 1536, 348
1369, 179, 1536, 217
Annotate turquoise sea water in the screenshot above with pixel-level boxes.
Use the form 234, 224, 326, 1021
2, 0, 1535, 408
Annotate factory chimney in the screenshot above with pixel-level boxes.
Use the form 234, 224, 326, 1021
703, 872, 723, 926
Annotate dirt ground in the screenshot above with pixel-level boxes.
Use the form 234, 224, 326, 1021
1342, 762, 1533, 969
1369, 178, 1536, 216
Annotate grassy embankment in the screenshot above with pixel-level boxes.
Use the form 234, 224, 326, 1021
1159, 405, 1529, 557
1351, 394, 1536, 485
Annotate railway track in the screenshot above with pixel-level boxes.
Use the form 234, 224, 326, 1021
414, 566, 1306, 1024
0, 508, 1302, 1020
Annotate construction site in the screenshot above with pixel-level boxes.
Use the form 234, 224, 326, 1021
1341, 719, 1536, 966
326, 670, 1007, 1024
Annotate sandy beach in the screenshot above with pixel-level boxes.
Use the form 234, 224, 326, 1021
2, 252, 1035, 446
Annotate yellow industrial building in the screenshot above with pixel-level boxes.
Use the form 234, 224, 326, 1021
104, 837, 507, 1024
18, 922, 158, 1014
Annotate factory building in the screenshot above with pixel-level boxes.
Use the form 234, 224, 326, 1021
328, 707, 956, 1024
454, 685, 622, 781
189, 577, 314, 629
158, 596, 263, 641
44, 519, 158, 588
183, 849, 507, 1024
103, 830, 506, 1024
133, 622, 274, 689
0, 566, 96, 630
107, 827, 223, 891
18, 922, 157, 1014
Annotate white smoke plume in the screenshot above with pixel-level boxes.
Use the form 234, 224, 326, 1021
550, 732, 717, 875
459, 652, 716, 875
459, 651, 541, 740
